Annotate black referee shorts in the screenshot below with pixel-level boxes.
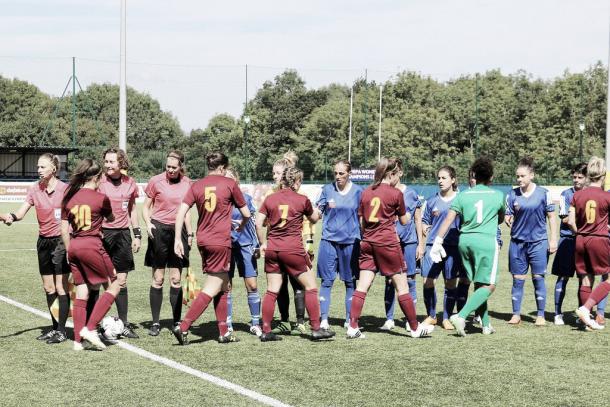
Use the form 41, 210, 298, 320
144, 219, 190, 269
37, 236, 69, 276
102, 228, 135, 273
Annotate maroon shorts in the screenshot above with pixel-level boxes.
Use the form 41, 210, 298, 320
199, 245, 231, 273
359, 241, 406, 277
575, 235, 610, 276
68, 236, 116, 286
265, 249, 308, 278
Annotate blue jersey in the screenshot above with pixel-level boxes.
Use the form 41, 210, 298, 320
231, 193, 258, 247
505, 184, 554, 242
422, 192, 460, 246
316, 181, 363, 244
395, 186, 421, 244
558, 187, 575, 238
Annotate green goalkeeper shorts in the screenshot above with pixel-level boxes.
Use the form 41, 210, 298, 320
458, 234, 500, 285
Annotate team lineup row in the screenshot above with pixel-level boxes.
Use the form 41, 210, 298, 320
1, 150, 609, 349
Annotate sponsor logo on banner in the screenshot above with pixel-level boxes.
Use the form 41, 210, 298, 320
350, 168, 375, 182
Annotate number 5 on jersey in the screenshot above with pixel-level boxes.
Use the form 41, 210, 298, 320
204, 186, 217, 212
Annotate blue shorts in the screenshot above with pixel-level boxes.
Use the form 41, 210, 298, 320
317, 239, 359, 282
509, 239, 548, 276
422, 244, 462, 280
402, 242, 418, 277
229, 244, 258, 279
551, 236, 575, 277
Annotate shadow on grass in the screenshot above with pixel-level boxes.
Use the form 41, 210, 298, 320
488, 310, 536, 323
0, 325, 50, 339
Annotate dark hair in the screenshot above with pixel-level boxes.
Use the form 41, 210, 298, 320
280, 167, 303, 191
438, 165, 458, 191
167, 150, 186, 175
103, 147, 129, 171
517, 156, 535, 173
372, 157, 401, 189
206, 152, 229, 171
572, 162, 587, 176
334, 160, 352, 173
62, 159, 102, 207
39, 153, 60, 176
470, 157, 494, 184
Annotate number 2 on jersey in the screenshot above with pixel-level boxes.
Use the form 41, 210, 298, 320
278, 204, 289, 227
368, 197, 381, 222
474, 200, 483, 223
70, 205, 92, 231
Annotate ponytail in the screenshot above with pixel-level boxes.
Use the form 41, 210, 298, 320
372, 157, 401, 189
280, 167, 303, 191
62, 159, 102, 208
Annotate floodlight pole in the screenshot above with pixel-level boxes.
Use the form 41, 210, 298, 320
71, 57, 77, 146
606, 15, 610, 190
244, 64, 250, 182
348, 86, 353, 162
119, 0, 127, 152
378, 85, 382, 161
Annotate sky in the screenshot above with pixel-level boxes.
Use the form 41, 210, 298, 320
1, 0, 609, 132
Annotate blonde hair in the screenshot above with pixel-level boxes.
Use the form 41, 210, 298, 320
280, 167, 303, 191
274, 151, 298, 169
39, 153, 60, 175
587, 156, 606, 182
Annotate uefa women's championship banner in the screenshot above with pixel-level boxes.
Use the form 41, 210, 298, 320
0, 182, 324, 208
0, 181, 568, 206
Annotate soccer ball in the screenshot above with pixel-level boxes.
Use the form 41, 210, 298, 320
101, 316, 124, 342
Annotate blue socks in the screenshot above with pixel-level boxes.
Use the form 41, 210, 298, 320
533, 275, 546, 317
345, 279, 355, 322
511, 278, 525, 315
456, 282, 470, 312
554, 277, 569, 315
408, 278, 417, 304
443, 287, 457, 320
423, 286, 436, 318
320, 278, 334, 321
597, 291, 608, 316
226, 291, 233, 329
384, 278, 396, 320
247, 290, 261, 326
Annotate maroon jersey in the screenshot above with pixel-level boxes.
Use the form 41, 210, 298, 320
183, 175, 246, 248
26, 180, 68, 237
62, 188, 112, 238
98, 174, 139, 229
571, 186, 610, 237
359, 183, 406, 245
260, 188, 314, 252
145, 172, 191, 225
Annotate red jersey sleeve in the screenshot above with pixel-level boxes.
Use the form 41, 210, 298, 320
259, 198, 269, 217
231, 182, 247, 209
182, 184, 197, 208
303, 198, 313, 217
396, 191, 406, 217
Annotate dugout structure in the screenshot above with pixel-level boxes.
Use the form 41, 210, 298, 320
0, 146, 77, 181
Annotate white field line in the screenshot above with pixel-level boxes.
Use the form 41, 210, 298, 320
0, 293, 292, 407
0, 248, 36, 252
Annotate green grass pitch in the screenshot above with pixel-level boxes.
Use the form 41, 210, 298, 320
1, 202, 609, 407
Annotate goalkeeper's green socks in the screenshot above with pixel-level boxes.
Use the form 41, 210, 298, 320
458, 287, 492, 320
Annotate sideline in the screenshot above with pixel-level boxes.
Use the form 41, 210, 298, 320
0, 293, 292, 407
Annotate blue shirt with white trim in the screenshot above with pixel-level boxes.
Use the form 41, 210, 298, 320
316, 181, 363, 244
231, 193, 259, 247
422, 192, 460, 246
558, 187, 575, 238
505, 184, 554, 242
395, 186, 421, 244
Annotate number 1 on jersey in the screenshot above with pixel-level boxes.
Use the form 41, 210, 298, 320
278, 204, 289, 227
474, 200, 483, 224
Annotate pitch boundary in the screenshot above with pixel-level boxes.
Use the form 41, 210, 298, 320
0, 293, 292, 407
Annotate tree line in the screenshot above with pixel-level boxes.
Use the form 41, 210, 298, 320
0, 63, 607, 184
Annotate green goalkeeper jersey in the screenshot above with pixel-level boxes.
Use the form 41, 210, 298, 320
450, 184, 505, 236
